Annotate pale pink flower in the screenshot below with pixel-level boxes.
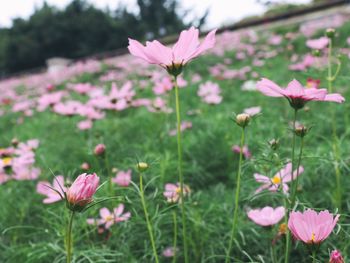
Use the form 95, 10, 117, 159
257, 78, 344, 109
169, 121, 192, 136
288, 209, 339, 244
243, 106, 261, 116
77, 119, 93, 130
306, 36, 329, 50
247, 206, 285, 226
198, 81, 222, 105
112, 169, 132, 187
36, 176, 66, 204
66, 173, 99, 208
329, 250, 344, 263
87, 204, 131, 229
128, 27, 216, 74
254, 163, 304, 194
164, 183, 191, 203
232, 145, 251, 159
162, 247, 178, 257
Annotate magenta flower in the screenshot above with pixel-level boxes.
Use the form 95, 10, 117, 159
112, 169, 132, 187
128, 26, 216, 76
254, 163, 304, 194
257, 78, 345, 110
329, 250, 344, 263
288, 209, 339, 244
87, 204, 130, 229
232, 145, 251, 159
163, 183, 191, 203
37, 175, 66, 204
306, 36, 329, 50
247, 206, 285, 226
66, 173, 99, 210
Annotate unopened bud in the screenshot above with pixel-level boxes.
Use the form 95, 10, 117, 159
81, 162, 90, 170
112, 167, 119, 173
312, 49, 320, 57
329, 250, 344, 263
11, 138, 19, 147
326, 28, 335, 39
294, 125, 309, 137
94, 144, 106, 156
236, 113, 250, 128
269, 139, 279, 151
137, 162, 149, 172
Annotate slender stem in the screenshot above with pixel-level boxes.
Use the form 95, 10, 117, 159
139, 173, 159, 263
66, 211, 75, 263
104, 153, 113, 195
291, 137, 304, 209
225, 127, 245, 263
312, 250, 317, 263
327, 37, 342, 210
172, 211, 178, 263
284, 109, 298, 263
173, 76, 188, 263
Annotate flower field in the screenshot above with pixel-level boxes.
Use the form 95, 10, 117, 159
1, 13, 350, 263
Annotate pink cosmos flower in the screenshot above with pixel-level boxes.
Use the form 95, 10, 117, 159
162, 247, 178, 257
77, 119, 93, 130
198, 81, 222, 105
232, 145, 251, 159
66, 173, 99, 208
329, 250, 344, 263
257, 78, 345, 109
112, 169, 132, 187
169, 121, 192, 136
164, 183, 191, 203
288, 209, 339, 244
247, 206, 285, 226
87, 204, 131, 229
36, 176, 66, 204
306, 36, 329, 50
128, 27, 216, 75
243, 106, 261, 116
254, 163, 304, 194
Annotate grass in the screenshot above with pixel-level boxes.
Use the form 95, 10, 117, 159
1, 20, 350, 263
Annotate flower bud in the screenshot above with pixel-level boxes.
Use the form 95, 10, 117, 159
236, 113, 250, 128
312, 49, 320, 57
294, 125, 309, 137
329, 250, 344, 263
137, 162, 149, 172
11, 138, 19, 147
94, 144, 106, 156
81, 162, 90, 170
66, 173, 100, 212
326, 28, 335, 39
268, 139, 279, 151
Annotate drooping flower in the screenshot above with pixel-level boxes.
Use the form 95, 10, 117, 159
37, 175, 66, 204
66, 173, 99, 211
87, 204, 131, 229
254, 163, 304, 194
256, 78, 344, 110
329, 250, 344, 263
128, 26, 217, 76
288, 209, 339, 244
112, 169, 132, 187
163, 183, 191, 203
247, 206, 285, 226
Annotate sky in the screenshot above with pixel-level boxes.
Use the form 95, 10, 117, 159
0, 0, 311, 29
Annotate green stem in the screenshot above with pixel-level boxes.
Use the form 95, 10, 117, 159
312, 250, 317, 263
66, 211, 75, 263
172, 211, 178, 263
284, 109, 298, 263
327, 36, 342, 210
173, 76, 188, 263
104, 153, 113, 195
225, 127, 245, 263
139, 173, 159, 263
291, 137, 304, 209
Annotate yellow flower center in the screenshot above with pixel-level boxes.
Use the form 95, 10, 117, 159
105, 215, 114, 221
311, 232, 315, 242
2, 157, 12, 166
271, 176, 281, 184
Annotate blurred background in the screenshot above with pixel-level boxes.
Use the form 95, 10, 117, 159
0, 0, 339, 75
